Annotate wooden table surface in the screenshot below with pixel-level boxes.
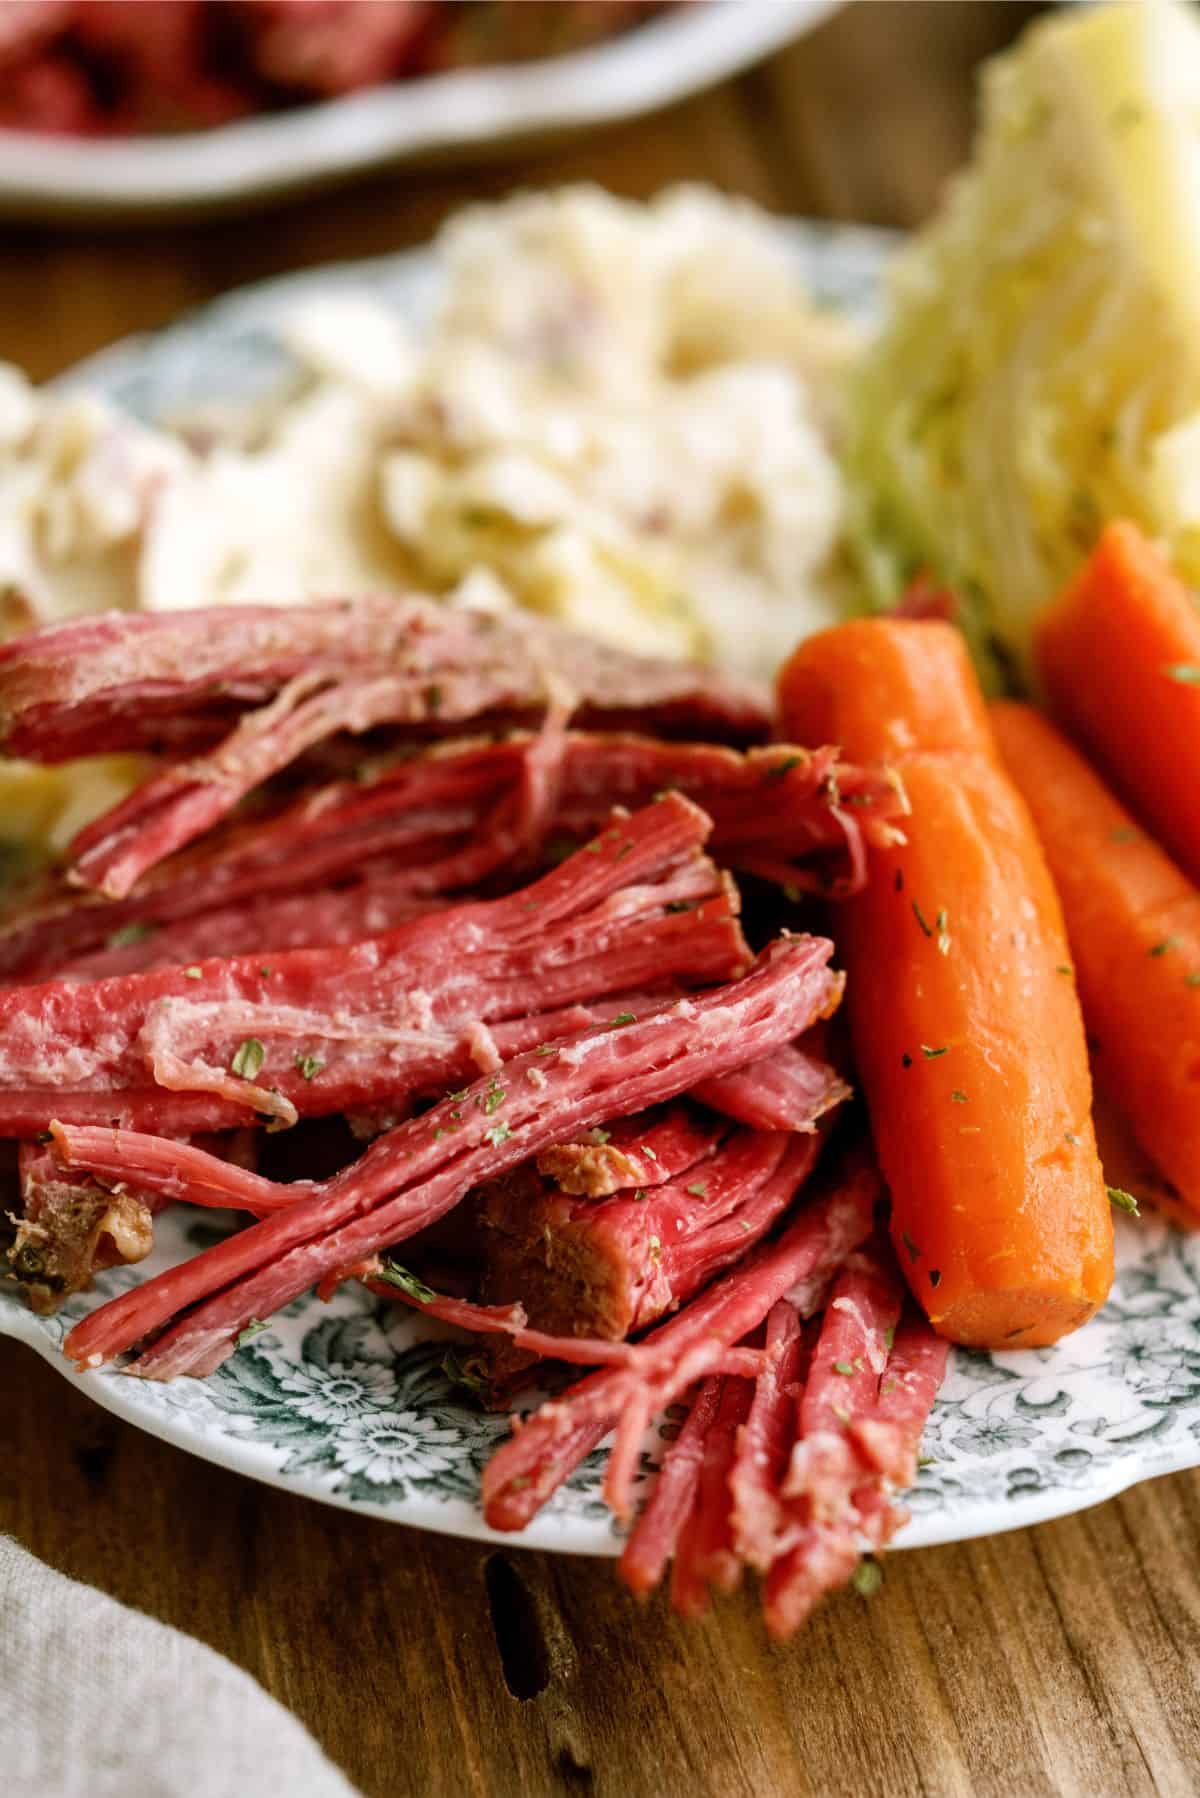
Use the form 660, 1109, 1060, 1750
7, 6, 1200, 1795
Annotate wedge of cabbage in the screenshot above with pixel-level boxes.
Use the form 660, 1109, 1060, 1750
846, 0, 1200, 682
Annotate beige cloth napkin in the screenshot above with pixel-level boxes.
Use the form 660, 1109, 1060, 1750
1, 1537, 359, 1798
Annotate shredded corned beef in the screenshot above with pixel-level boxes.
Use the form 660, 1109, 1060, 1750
0, 596, 946, 1643
479, 1128, 827, 1346
533, 1103, 727, 1198
0, 599, 770, 763
692, 1040, 851, 1134
617, 1376, 725, 1597
727, 1301, 809, 1572
0, 600, 768, 896
0, 729, 904, 982
0, 796, 746, 1135
55, 935, 842, 1375
480, 1149, 877, 1532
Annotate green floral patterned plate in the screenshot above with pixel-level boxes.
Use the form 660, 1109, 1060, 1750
4, 226, 1200, 1555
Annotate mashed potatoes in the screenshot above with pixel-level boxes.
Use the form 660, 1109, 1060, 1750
0, 186, 854, 681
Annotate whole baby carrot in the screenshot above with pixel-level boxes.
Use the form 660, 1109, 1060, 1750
1036, 520, 1200, 887
992, 700, 1200, 1221
778, 620, 1113, 1349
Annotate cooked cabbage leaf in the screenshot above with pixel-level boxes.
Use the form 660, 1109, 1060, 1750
846, 0, 1200, 683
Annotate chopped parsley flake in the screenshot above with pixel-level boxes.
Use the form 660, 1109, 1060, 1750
1149, 938, 1179, 958
921, 1044, 948, 1059
833, 1360, 855, 1376
632, 1188, 647, 1202
230, 1037, 265, 1080
587, 1128, 612, 1145
950, 1089, 967, 1104
1165, 663, 1200, 685
534, 1044, 557, 1056
1188, 973, 1200, 988
485, 1121, 512, 1147
235, 1319, 268, 1347
608, 1012, 636, 1028
685, 1181, 708, 1198
375, 1261, 437, 1303
912, 899, 934, 938
1065, 1132, 1080, 1145
1055, 964, 1073, 977
664, 900, 691, 914
1107, 1185, 1140, 1216
482, 1087, 507, 1115
765, 755, 802, 783
935, 908, 951, 955
183, 965, 202, 980
852, 1560, 883, 1597
106, 921, 154, 949
883, 1325, 895, 1353
1110, 826, 1139, 843
642, 1145, 657, 1161
294, 1054, 323, 1081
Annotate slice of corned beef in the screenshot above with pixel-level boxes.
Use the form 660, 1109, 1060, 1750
479, 1128, 821, 1345
0, 599, 769, 763
480, 1148, 877, 1533
57, 933, 845, 1377
669, 1374, 756, 1618
617, 1377, 725, 1597
761, 1303, 948, 1641
0, 600, 768, 896
611, 1228, 948, 1635
72, 723, 903, 904
0, 732, 905, 981
0, 796, 746, 1135
534, 1102, 726, 1198
45, 884, 444, 982
727, 1300, 809, 1572
692, 1039, 851, 1133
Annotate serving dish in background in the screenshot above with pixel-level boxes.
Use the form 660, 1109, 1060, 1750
0, 1, 840, 220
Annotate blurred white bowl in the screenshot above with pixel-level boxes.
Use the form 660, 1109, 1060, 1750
0, 1, 841, 220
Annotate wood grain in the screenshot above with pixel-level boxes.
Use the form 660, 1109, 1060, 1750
7, 1344, 1200, 1798
8, 6, 1197, 1796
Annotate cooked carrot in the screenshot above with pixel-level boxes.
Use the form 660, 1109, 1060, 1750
1036, 520, 1200, 887
778, 620, 1112, 1349
778, 616, 994, 764
992, 700, 1200, 1223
